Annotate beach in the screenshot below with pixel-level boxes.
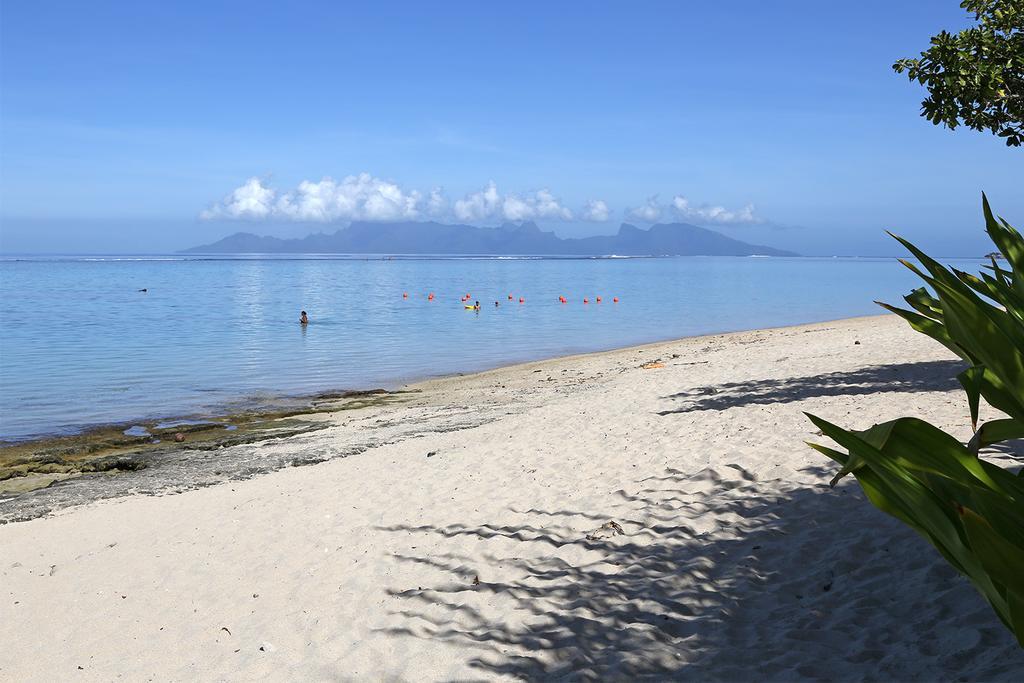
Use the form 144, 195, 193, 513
2, 313, 1022, 680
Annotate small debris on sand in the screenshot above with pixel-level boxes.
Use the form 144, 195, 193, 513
586, 520, 625, 541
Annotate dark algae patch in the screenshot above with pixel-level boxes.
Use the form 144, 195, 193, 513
0, 388, 411, 497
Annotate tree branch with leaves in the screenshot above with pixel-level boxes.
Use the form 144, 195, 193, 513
894, 0, 1023, 146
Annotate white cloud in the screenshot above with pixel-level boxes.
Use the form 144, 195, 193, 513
530, 189, 573, 221
275, 174, 426, 222
453, 181, 501, 222
454, 182, 572, 222
200, 177, 275, 220
203, 173, 431, 222
624, 195, 763, 225
205, 177, 576, 224
581, 199, 611, 222
202, 176, 766, 228
626, 196, 663, 223
425, 188, 448, 218
671, 196, 760, 225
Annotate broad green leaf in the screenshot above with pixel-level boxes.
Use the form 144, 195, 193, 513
806, 198, 1024, 645
960, 366, 984, 430
961, 505, 1024, 599
968, 417, 1024, 454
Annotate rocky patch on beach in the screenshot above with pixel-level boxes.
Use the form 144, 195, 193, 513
0, 390, 412, 523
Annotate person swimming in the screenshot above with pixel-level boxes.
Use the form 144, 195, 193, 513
494, 301, 499, 307
299, 310, 309, 324
474, 301, 480, 310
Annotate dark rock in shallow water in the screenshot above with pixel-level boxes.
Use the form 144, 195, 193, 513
82, 455, 147, 473
315, 388, 390, 400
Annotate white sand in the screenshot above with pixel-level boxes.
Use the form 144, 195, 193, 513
2, 314, 1022, 680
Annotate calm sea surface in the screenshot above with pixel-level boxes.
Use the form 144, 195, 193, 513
0, 255, 980, 442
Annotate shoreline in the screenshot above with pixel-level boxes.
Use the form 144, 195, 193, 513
1, 313, 887, 506
1, 310, 888, 447
3, 312, 1024, 679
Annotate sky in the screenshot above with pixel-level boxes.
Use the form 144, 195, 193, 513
1, 0, 1021, 256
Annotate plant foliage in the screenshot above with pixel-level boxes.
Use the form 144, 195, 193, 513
807, 196, 1024, 646
893, 0, 1024, 146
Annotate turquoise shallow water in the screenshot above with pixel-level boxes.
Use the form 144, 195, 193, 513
0, 254, 980, 442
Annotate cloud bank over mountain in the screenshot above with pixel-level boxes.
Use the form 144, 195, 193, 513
452, 181, 572, 222
627, 195, 762, 225
201, 175, 764, 228
199, 174, 439, 222
581, 199, 611, 222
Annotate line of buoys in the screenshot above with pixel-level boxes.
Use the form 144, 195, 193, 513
404, 291, 619, 305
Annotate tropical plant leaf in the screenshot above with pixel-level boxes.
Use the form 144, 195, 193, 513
968, 417, 1024, 455
960, 366, 985, 430
808, 414, 1023, 639
808, 197, 1024, 646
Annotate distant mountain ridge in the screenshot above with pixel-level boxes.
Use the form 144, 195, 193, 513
182, 220, 798, 256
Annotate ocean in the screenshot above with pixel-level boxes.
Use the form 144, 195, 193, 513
0, 254, 979, 442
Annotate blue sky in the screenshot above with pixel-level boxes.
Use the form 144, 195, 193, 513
1, 0, 1020, 255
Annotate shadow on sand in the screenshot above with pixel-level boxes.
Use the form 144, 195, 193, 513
375, 463, 1023, 680
657, 359, 964, 415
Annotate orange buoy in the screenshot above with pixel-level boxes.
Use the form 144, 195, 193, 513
428, 293, 435, 300
613, 297, 619, 303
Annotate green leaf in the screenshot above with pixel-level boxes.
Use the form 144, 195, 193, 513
968, 417, 1024, 455
960, 366, 984, 430
806, 197, 1024, 645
